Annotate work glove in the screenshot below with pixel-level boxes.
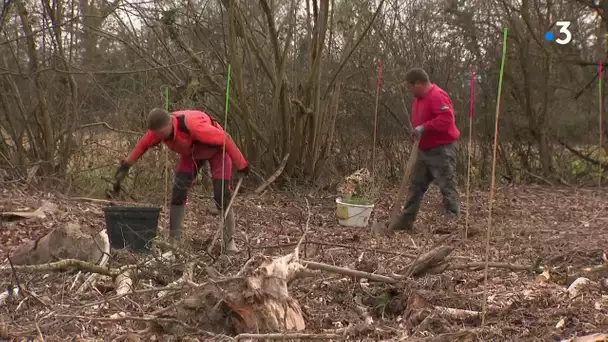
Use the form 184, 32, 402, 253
237, 165, 250, 178
114, 160, 132, 184
411, 125, 424, 140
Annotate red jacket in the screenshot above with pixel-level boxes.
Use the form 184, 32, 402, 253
126, 110, 248, 170
411, 84, 460, 150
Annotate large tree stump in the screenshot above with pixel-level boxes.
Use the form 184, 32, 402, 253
174, 253, 306, 335
9, 223, 106, 265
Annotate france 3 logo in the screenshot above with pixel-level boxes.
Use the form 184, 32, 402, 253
544, 21, 572, 45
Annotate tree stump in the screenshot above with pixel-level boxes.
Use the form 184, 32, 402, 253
174, 253, 306, 335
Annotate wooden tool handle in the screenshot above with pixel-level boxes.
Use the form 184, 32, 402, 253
388, 139, 419, 225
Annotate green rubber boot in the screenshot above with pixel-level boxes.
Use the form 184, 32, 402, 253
169, 205, 185, 244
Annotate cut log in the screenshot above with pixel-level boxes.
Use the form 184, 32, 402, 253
9, 223, 106, 266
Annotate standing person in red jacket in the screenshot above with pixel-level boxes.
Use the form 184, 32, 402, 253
392, 68, 461, 231
113, 108, 249, 253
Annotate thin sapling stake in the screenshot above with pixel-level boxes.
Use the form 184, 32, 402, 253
163, 85, 170, 228
599, 59, 603, 188
371, 59, 382, 188
465, 68, 475, 239
481, 27, 508, 326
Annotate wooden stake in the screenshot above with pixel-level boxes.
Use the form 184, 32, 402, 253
599, 59, 603, 188
371, 59, 382, 187
481, 28, 508, 326
465, 68, 475, 239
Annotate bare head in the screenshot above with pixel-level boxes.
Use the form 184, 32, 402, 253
404, 68, 431, 97
147, 108, 172, 139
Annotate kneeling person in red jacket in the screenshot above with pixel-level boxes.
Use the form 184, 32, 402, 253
113, 108, 249, 253
392, 68, 461, 231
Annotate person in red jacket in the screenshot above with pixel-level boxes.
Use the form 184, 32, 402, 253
391, 68, 461, 231
113, 108, 249, 253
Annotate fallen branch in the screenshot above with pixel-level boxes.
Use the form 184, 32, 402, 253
301, 260, 397, 283
399, 245, 454, 278
447, 261, 537, 272
254, 240, 419, 259
55, 314, 181, 324
557, 138, 603, 166
0, 207, 46, 220
254, 153, 290, 194
234, 333, 341, 341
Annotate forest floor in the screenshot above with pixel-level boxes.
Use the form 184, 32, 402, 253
0, 182, 607, 341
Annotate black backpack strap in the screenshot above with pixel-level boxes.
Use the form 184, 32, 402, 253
173, 113, 221, 148
176, 114, 190, 134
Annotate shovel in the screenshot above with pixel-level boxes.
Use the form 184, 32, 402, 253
372, 139, 419, 236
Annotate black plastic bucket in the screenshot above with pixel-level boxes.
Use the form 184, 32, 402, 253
103, 206, 161, 252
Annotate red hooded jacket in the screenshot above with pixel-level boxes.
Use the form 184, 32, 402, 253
126, 110, 248, 170
411, 84, 460, 150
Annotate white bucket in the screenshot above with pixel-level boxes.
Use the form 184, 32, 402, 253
335, 197, 374, 227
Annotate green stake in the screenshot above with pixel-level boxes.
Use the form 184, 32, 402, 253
164, 86, 169, 111
481, 27, 508, 327
220, 64, 232, 228
224, 64, 232, 116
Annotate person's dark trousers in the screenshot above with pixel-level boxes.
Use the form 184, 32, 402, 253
169, 157, 233, 244
393, 141, 460, 231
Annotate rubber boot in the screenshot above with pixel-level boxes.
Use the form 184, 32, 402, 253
223, 209, 238, 254
169, 205, 185, 244
390, 212, 415, 231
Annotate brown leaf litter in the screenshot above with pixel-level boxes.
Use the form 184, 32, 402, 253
0, 182, 607, 341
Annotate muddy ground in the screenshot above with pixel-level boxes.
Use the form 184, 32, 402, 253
0, 183, 607, 341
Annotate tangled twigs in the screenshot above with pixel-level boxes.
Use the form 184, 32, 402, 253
0, 258, 116, 276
